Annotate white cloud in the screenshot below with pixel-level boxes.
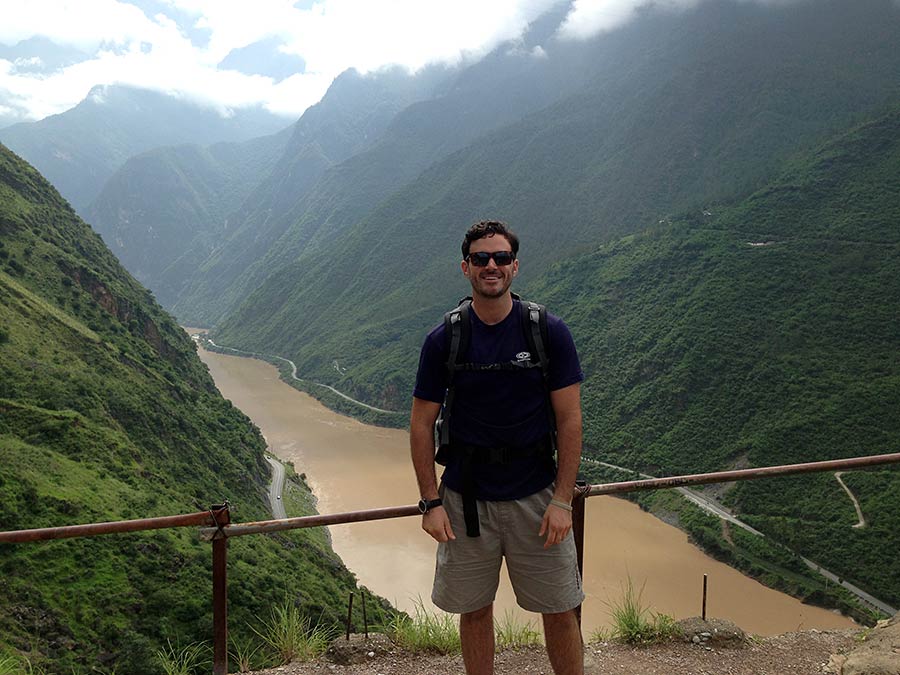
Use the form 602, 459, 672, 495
558, 0, 708, 40
557, 0, 806, 41
0, 0, 563, 123
0, 0, 169, 51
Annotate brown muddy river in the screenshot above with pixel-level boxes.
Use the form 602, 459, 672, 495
193, 339, 854, 636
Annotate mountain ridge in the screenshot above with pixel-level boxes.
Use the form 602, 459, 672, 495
0, 84, 293, 212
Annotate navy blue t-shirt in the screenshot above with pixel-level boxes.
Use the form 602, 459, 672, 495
413, 300, 584, 501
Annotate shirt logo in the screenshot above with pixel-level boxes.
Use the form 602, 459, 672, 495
516, 351, 531, 362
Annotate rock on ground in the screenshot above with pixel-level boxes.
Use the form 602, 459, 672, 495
826, 613, 900, 675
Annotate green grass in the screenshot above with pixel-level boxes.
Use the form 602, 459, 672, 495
251, 600, 336, 665
595, 577, 680, 645
228, 637, 263, 674
381, 602, 542, 655
494, 610, 542, 649
0, 655, 22, 675
386, 600, 461, 655
154, 640, 210, 675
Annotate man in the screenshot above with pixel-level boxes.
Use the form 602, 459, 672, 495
410, 220, 585, 675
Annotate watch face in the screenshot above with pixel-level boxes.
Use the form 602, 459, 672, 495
418, 499, 428, 514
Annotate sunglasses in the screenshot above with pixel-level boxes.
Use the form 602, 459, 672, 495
467, 251, 516, 267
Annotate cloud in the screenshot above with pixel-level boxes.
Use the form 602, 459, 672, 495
558, 0, 702, 39
557, 0, 808, 41
1, 0, 563, 123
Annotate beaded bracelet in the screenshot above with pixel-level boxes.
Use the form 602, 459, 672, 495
549, 498, 573, 512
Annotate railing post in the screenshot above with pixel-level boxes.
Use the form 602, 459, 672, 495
211, 504, 230, 675
572, 481, 587, 629
702, 574, 708, 621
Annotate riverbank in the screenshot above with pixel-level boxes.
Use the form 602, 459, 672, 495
191, 338, 856, 636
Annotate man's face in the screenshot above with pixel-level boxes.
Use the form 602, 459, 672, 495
461, 234, 518, 299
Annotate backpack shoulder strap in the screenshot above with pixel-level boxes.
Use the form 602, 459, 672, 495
444, 297, 472, 373
519, 299, 550, 378
437, 298, 472, 450
519, 299, 557, 443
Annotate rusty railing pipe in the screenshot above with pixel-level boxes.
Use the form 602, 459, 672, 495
0, 509, 224, 544
586, 452, 900, 498
199, 504, 421, 540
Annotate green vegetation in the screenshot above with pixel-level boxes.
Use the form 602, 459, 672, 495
229, 95, 900, 619
251, 600, 336, 665
594, 577, 680, 645
208, 0, 900, 421
493, 611, 542, 650
0, 144, 386, 672
386, 601, 461, 655
154, 640, 210, 675
194, 30, 900, 635
544, 106, 900, 612
228, 637, 262, 674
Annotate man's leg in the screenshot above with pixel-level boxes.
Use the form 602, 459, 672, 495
542, 609, 583, 675
460, 603, 494, 675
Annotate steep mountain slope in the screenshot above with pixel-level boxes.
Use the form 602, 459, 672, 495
170, 3, 588, 325
84, 126, 292, 307
0, 84, 291, 211
170, 66, 454, 324
211, 0, 900, 412
529, 104, 900, 607
0, 144, 380, 672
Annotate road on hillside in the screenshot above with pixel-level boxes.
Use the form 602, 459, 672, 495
584, 457, 897, 617
266, 454, 287, 519
205, 339, 398, 414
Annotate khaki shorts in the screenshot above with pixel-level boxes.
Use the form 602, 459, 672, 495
431, 485, 584, 614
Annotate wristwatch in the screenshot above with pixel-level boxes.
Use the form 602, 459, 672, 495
418, 498, 443, 514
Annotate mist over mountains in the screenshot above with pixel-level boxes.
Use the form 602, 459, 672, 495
0, 84, 292, 211
2, 0, 900, 663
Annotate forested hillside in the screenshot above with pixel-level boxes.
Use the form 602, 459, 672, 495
0, 144, 381, 672
208, 0, 900, 413
85, 126, 293, 307
530, 105, 900, 608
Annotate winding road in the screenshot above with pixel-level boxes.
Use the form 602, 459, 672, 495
265, 454, 287, 519
206, 339, 399, 415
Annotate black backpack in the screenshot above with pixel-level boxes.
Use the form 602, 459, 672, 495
434, 293, 555, 463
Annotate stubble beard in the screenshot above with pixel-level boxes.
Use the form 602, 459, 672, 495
470, 272, 512, 299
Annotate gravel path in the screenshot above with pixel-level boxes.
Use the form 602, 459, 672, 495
243, 628, 857, 675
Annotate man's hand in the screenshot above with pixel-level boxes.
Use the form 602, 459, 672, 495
422, 506, 455, 543
539, 501, 572, 548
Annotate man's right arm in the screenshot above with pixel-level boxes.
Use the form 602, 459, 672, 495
410, 396, 455, 542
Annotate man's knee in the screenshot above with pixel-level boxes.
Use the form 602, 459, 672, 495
542, 608, 581, 634
461, 603, 493, 623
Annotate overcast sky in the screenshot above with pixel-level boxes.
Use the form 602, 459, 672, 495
0, 0, 730, 124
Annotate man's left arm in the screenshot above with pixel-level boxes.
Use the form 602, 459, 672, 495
539, 382, 582, 548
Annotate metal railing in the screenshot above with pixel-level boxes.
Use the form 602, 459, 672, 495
2, 451, 899, 674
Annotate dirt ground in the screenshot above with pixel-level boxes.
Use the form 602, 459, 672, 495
243, 628, 859, 675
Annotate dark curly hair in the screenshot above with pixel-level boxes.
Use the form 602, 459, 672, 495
461, 220, 520, 260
